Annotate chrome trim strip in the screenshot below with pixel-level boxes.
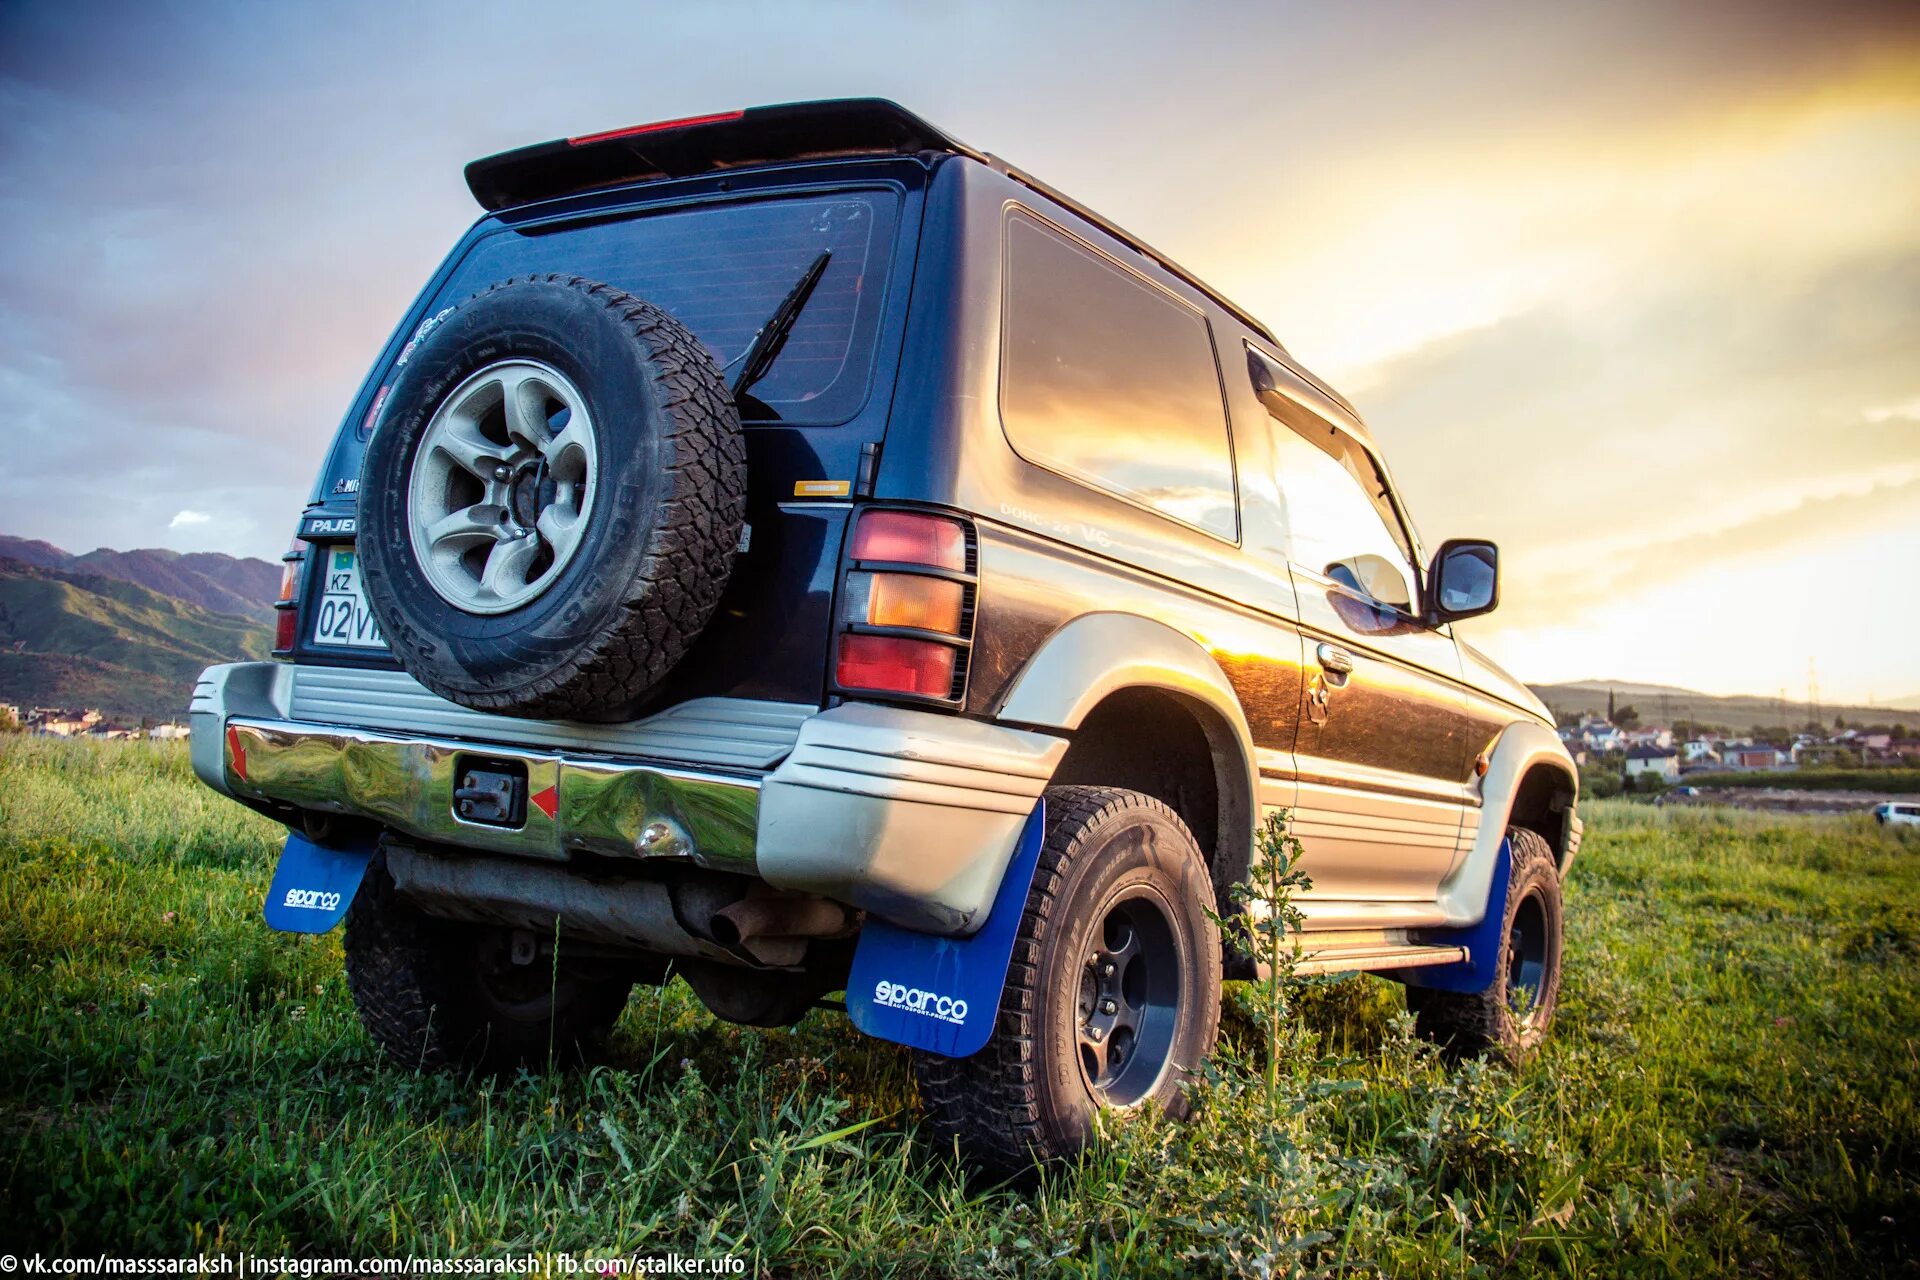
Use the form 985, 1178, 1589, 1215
1275, 752, 1483, 807
223, 717, 759, 869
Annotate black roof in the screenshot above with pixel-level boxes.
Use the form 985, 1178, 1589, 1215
465, 99, 976, 211
464, 98, 1281, 349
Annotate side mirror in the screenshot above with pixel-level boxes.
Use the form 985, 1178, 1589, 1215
1427, 539, 1499, 623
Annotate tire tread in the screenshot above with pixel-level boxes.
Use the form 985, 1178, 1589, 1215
912, 785, 1212, 1175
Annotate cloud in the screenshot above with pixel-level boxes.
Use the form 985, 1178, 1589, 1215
168, 510, 211, 529
0, 0, 1913, 699
1477, 474, 1920, 634
1865, 397, 1920, 424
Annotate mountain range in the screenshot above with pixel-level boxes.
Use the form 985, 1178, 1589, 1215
1530, 679, 1915, 734
0, 538, 276, 722
0, 536, 279, 622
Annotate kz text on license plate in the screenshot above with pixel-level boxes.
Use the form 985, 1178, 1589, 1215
310, 546, 387, 650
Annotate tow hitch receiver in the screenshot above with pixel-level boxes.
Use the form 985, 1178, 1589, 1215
453, 754, 529, 828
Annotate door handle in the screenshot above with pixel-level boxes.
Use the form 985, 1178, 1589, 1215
1316, 643, 1355, 685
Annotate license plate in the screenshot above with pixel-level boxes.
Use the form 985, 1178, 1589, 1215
309, 546, 388, 650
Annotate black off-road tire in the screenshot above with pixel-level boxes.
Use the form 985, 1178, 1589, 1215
912, 786, 1222, 1176
1406, 826, 1563, 1063
342, 852, 632, 1072
357, 274, 746, 722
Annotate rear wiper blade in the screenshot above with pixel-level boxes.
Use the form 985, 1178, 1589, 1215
728, 249, 832, 401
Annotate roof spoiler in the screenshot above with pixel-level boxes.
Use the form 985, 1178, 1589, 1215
464, 97, 1279, 348
464, 98, 981, 212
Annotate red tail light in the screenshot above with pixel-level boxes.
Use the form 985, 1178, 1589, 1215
836, 635, 956, 699
833, 509, 975, 703
272, 539, 307, 656
849, 510, 967, 571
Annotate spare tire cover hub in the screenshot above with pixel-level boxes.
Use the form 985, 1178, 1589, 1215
406, 358, 595, 615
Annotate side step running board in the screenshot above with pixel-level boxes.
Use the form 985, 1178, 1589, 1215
1293, 942, 1467, 976
1251, 928, 1470, 978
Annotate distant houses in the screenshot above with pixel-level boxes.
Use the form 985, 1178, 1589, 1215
1556, 703, 1917, 785
1624, 746, 1680, 782
1721, 744, 1789, 770
24, 707, 103, 736
1572, 722, 1626, 753
10, 706, 187, 740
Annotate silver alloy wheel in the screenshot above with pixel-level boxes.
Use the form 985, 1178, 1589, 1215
406, 359, 597, 614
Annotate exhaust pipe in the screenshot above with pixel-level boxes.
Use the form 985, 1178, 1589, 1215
386, 842, 734, 962
711, 896, 854, 966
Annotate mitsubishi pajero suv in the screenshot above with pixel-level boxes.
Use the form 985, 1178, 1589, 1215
190, 99, 1582, 1174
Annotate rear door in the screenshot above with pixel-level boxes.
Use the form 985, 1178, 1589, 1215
297, 165, 928, 709
1248, 350, 1473, 902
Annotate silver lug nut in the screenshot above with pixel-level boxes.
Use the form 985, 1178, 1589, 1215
493, 465, 512, 482
1087, 1026, 1104, 1042
1102, 962, 1116, 977
1100, 998, 1117, 1015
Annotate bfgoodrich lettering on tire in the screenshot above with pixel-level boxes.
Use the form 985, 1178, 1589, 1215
913, 785, 1222, 1175
357, 273, 746, 722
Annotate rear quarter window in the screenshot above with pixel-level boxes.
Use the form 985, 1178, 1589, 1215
997, 210, 1238, 540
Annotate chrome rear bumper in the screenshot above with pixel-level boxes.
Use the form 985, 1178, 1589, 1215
192, 663, 758, 867
190, 662, 1070, 935
218, 716, 759, 867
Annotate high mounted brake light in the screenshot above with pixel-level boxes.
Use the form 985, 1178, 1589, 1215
466, 98, 979, 214
567, 111, 746, 147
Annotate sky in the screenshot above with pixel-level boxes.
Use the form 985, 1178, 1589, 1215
1, 0, 1916, 703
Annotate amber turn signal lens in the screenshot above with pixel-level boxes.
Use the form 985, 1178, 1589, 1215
277, 539, 307, 604
836, 634, 956, 699
850, 510, 966, 571
847, 571, 965, 634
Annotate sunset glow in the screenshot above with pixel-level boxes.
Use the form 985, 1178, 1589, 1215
1, 0, 1914, 700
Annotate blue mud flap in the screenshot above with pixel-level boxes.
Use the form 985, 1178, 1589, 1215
1401, 835, 1511, 994
847, 800, 1047, 1059
262, 831, 378, 934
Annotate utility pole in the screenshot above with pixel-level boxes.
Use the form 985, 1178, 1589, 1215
1809, 657, 1821, 734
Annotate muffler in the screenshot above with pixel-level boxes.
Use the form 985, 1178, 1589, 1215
385, 842, 735, 962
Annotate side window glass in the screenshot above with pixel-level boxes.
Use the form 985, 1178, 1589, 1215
999, 212, 1238, 539
1250, 351, 1415, 610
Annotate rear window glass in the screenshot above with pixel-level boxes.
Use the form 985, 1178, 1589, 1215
428, 191, 899, 424
998, 212, 1237, 539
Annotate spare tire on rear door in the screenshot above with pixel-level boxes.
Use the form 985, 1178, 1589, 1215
357, 274, 746, 722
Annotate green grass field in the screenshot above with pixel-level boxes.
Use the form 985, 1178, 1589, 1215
2, 736, 1915, 1275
